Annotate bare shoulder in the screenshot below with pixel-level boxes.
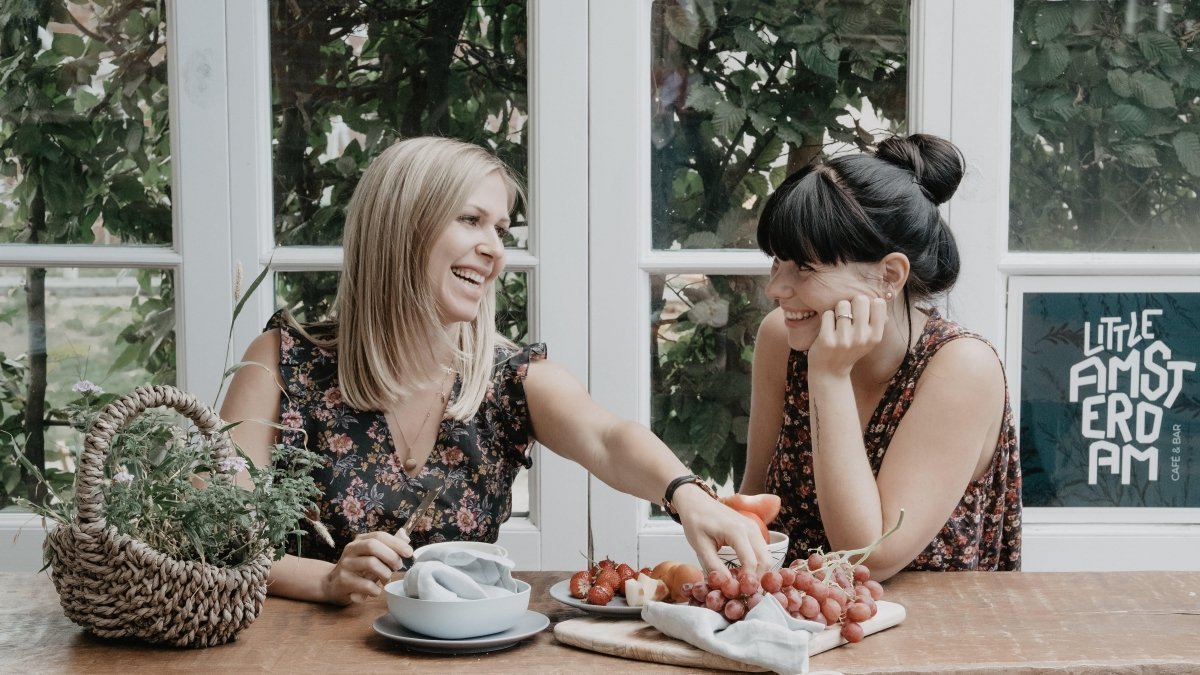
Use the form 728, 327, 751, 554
523, 356, 581, 395
244, 328, 282, 365
221, 329, 284, 414
921, 336, 1006, 400
754, 307, 792, 364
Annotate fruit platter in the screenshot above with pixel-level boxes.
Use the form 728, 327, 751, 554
550, 496, 907, 671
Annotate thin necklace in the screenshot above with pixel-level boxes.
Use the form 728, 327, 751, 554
394, 369, 453, 472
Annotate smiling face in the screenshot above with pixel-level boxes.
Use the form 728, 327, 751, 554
766, 258, 881, 350
429, 170, 511, 326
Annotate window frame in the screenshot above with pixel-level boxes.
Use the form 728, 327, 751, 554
1, 0, 592, 573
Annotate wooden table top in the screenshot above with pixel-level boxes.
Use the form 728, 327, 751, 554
3, 570, 1199, 673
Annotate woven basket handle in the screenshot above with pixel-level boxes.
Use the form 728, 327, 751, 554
75, 384, 232, 528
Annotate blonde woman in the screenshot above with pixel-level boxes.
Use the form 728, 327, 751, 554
221, 137, 769, 605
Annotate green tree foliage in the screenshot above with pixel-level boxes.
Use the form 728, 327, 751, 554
1011, 0, 1200, 251
269, 0, 529, 336
0, 0, 173, 508
648, 0, 908, 488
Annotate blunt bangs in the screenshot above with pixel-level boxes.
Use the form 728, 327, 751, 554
757, 163, 885, 267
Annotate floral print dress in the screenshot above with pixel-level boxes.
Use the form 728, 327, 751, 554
268, 311, 546, 563
765, 310, 1023, 571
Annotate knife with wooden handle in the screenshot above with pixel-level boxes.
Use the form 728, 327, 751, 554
349, 484, 444, 604
400, 483, 444, 537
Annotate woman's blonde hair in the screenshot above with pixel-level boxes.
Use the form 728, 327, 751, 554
306, 136, 521, 420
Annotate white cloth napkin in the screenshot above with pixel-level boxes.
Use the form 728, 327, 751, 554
641, 593, 825, 675
402, 547, 517, 601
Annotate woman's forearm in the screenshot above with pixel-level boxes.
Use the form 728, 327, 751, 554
590, 419, 691, 504
808, 373, 885, 551
265, 554, 336, 604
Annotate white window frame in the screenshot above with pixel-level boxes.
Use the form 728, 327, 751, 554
588, 0, 969, 569
2, 0, 591, 572
590, 0, 1200, 571
1006, 276, 1200, 570
221, 0, 591, 571
0, 0, 236, 570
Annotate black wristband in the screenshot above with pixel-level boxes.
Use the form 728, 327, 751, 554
662, 474, 717, 523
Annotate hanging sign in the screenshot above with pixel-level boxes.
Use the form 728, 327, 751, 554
1018, 291, 1199, 507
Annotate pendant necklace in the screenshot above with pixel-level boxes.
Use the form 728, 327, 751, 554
393, 369, 452, 472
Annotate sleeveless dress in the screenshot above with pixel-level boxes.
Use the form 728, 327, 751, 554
764, 310, 1022, 571
268, 311, 546, 563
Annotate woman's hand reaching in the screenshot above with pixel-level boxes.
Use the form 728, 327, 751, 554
323, 530, 413, 605
672, 484, 773, 580
808, 295, 888, 378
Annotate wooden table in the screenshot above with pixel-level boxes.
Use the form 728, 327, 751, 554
2, 570, 1199, 673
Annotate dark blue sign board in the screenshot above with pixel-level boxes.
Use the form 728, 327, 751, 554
1019, 292, 1199, 507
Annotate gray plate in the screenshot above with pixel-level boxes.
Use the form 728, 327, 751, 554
548, 579, 644, 617
373, 610, 549, 654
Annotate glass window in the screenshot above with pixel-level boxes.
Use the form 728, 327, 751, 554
0, 2, 171, 246
650, 273, 772, 501
650, 0, 909, 250
275, 271, 340, 324
1010, 0, 1200, 252
274, 270, 528, 344
0, 267, 174, 507
0, 1, 173, 514
646, 1, 909, 512
1018, 289, 1199, 506
270, 1, 529, 248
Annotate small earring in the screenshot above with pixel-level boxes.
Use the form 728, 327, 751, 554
885, 291, 894, 300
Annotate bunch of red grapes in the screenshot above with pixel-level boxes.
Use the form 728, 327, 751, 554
684, 552, 885, 644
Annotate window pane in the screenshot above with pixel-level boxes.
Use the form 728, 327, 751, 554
649, 1, 909, 250
270, 1, 529, 248
1010, 1, 1200, 252
0, 268, 175, 509
0, 3, 171, 246
649, 273, 771, 512
275, 270, 529, 344
275, 271, 340, 324
1019, 290, 1200, 506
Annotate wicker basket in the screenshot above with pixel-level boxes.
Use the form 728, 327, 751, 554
44, 384, 272, 648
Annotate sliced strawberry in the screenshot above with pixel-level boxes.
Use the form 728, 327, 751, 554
587, 583, 614, 605
568, 570, 591, 599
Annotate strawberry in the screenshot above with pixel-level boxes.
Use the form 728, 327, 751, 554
594, 568, 621, 594
613, 563, 636, 596
568, 570, 591, 599
587, 583, 614, 606
591, 558, 616, 580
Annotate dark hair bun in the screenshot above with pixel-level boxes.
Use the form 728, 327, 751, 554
875, 134, 965, 206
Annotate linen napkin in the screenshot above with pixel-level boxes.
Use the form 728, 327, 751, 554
402, 546, 518, 601
641, 592, 825, 675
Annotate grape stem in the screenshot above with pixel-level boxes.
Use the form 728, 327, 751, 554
833, 508, 905, 568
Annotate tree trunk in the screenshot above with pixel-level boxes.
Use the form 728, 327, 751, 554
23, 188, 47, 503
400, 0, 472, 137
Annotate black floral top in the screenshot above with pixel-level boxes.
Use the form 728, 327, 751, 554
765, 310, 1022, 571
268, 311, 546, 563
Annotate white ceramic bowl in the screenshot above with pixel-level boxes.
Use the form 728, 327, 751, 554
411, 540, 509, 561
384, 579, 530, 640
716, 530, 790, 571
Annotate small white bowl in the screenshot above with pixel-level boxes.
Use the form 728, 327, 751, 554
384, 579, 531, 640
412, 541, 509, 561
716, 530, 789, 571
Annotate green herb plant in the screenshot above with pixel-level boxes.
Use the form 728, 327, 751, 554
11, 261, 323, 569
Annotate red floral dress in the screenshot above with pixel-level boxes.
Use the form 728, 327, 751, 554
765, 310, 1022, 571
269, 311, 546, 563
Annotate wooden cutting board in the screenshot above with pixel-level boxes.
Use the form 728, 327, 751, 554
553, 600, 905, 672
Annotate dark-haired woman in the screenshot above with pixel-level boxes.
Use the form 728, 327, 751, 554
739, 134, 1021, 580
